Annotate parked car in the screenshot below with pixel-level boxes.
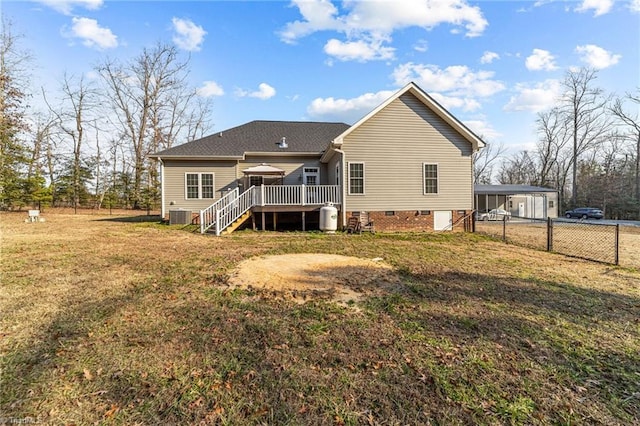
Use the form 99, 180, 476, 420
476, 208, 511, 221
564, 207, 604, 219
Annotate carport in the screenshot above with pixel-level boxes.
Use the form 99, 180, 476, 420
474, 184, 559, 219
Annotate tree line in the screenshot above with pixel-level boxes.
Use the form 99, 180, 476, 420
474, 68, 640, 220
2, 20, 639, 220
1, 20, 211, 213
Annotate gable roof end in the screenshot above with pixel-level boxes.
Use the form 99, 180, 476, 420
331, 82, 486, 152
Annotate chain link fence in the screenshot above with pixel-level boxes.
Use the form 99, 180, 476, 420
475, 217, 629, 265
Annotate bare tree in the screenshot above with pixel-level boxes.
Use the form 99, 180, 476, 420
558, 68, 613, 207
473, 140, 505, 184
610, 90, 640, 218
497, 151, 537, 185
43, 73, 98, 212
535, 107, 571, 187
97, 43, 211, 209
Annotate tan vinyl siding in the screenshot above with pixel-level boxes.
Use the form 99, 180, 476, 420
343, 92, 474, 211
163, 160, 237, 212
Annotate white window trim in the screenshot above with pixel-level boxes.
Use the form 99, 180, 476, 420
348, 162, 365, 196
184, 172, 215, 200
303, 166, 320, 185
422, 163, 439, 195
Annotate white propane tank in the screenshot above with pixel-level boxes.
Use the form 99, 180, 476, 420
319, 202, 338, 233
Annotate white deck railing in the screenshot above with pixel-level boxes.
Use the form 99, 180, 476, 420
215, 186, 256, 236
256, 185, 341, 206
199, 184, 341, 235
199, 187, 240, 234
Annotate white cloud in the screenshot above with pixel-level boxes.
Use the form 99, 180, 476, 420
480, 51, 499, 64
525, 49, 557, 71
324, 37, 395, 62
171, 17, 206, 52
280, 0, 488, 62
392, 63, 505, 98
575, 0, 614, 16
307, 90, 394, 119
197, 81, 224, 97
236, 83, 276, 100
36, 0, 102, 15
631, 0, 640, 12
279, 0, 342, 43
413, 39, 428, 53
68, 17, 118, 49
504, 79, 561, 112
463, 119, 502, 140
575, 44, 621, 69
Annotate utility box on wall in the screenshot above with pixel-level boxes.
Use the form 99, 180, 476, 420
169, 209, 192, 225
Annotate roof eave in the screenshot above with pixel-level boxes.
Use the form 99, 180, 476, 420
148, 154, 244, 160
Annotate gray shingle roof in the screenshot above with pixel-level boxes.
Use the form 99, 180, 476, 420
151, 120, 350, 158
475, 184, 557, 194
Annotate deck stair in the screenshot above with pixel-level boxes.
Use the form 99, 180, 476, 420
221, 211, 252, 235
199, 184, 341, 236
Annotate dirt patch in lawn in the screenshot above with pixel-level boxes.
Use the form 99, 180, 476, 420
228, 253, 402, 304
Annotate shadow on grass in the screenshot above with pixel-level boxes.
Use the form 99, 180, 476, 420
94, 215, 163, 223
160, 266, 640, 424
3, 263, 638, 425
0, 288, 143, 423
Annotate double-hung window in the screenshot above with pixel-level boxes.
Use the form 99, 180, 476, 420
348, 162, 365, 195
185, 173, 215, 199
423, 164, 438, 195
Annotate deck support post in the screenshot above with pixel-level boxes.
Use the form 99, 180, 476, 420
273, 212, 277, 231
262, 211, 266, 231
302, 211, 306, 231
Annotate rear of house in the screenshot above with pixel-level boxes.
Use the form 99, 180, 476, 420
150, 82, 484, 234
322, 88, 480, 231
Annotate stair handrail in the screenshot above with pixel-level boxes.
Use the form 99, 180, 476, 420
199, 187, 240, 234
215, 186, 256, 236
441, 209, 476, 232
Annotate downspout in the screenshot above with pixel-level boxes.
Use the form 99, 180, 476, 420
335, 148, 347, 228
160, 159, 165, 219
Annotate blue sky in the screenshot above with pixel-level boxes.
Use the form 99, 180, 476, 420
5, 0, 640, 153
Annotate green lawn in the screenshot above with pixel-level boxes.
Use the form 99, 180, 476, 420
1, 212, 639, 425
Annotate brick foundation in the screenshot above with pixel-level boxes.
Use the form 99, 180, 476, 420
348, 210, 471, 232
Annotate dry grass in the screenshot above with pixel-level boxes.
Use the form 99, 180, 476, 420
1, 211, 639, 425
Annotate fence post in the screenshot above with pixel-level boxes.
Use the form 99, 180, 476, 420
502, 215, 506, 242
547, 217, 553, 252
614, 224, 619, 265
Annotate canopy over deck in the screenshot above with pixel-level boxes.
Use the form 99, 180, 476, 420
242, 163, 285, 176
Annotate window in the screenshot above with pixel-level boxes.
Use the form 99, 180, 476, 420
349, 162, 365, 195
303, 167, 319, 186
549, 200, 555, 208
423, 164, 438, 194
185, 173, 215, 200
249, 176, 263, 187
385, 211, 395, 216
186, 174, 199, 199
